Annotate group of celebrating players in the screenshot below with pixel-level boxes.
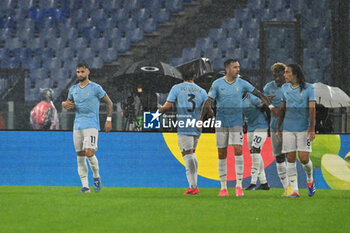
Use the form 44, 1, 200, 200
62, 59, 316, 198
160, 59, 316, 198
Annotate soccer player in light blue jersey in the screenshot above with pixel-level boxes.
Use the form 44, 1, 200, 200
276, 63, 316, 198
264, 62, 292, 196
62, 62, 113, 193
242, 89, 270, 191
200, 59, 279, 197
160, 66, 208, 195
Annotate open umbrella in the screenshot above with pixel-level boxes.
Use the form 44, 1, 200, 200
113, 60, 183, 93
313, 82, 350, 108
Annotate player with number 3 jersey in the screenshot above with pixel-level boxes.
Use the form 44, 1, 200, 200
160, 66, 207, 195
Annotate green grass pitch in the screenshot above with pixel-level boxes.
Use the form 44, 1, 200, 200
1, 186, 349, 233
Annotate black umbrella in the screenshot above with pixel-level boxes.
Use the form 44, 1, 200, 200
113, 60, 183, 93
195, 71, 225, 92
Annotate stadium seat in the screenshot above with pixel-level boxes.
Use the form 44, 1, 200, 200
89, 57, 104, 69
30, 68, 48, 80
48, 8, 66, 22
153, 8, 170, 23
134, 8, 151, 22
29, 7, 46, 22
118, 18, 137, 33
128, 28, 144, 43
42, 48, 55, 59
142, 17, 157, 33
205, 48, 222, 60
208, 28, 226, 42
195, 37, 213, 50
104, 47, 118, 62
165, 0, 183, 13
211, 57, 225, 69
182, 48, 201, 61
116, 37, 131, 53
114, 8, 128, 21
92, 37, 109, 51
20, 0, 35, 9
5, 37, 22, 50
26, 37, 45, 50
43, 57, 62, 71
59, 27, 78, 41
1, 57, 20, 68
144, 0, 161, 11
56, 47, 74, 60
221, 18, 239, 31
71, 38, 88, 50
124, 0, 141, 11
103, 0, 123, 10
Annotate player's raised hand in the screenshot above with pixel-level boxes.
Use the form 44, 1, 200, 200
105, 121, 112, 133
62, 99, 75, 110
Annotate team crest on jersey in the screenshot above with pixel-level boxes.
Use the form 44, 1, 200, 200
235, 86, 240, 91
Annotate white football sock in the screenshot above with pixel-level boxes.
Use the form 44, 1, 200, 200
250, 153, 260, 184
258, 154, 267, 184
287, 162, 298, 193
235, 155, 244, 187
276, 161, 288, 189
194, 153, 198, 185
218, 158, 227, 190
87, 155, 100, 178
302, 160, 313, 183
184, 153, 197, 189
77, 156, 89, 188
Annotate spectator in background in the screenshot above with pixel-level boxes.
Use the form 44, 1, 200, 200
30, 88, 59, 130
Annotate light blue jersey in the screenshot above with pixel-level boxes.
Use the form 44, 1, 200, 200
167, 82, 207, 136
242, 93, 268, 132
281, 83, 316, 132
264, 81, 283, 131
208, 77, 255, 127
68, 81, 106, 130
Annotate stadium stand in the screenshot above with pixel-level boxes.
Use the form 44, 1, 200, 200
0, 0, 198, 102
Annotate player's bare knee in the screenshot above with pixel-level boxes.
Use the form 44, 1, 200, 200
233, 145, 242, 155
218, 148, 227, 159
299, 156, 309, 164
77, 151, 85, 156
286, 152, 297, 162
276, 154, 285, 163
182, 149, 194, 157
85, 149, 95, 157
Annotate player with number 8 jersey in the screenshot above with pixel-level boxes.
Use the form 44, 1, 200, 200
160, 66, 207, 195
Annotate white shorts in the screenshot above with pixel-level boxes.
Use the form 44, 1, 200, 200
270, 129, 283, 157
215, 126, 243, 148
282, 131, 311, 153
73, 128, 99, 152
177, 134, 200, 152
247, 129, 267, 150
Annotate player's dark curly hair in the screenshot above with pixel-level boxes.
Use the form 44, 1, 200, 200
287, 63, 306, 92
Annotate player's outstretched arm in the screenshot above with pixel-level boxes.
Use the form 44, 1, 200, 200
102, 94, 113, 133
159, 101, 173, 114
308, 101, 316, 141
276, 101, 286, 141
62, 99, 75, 110
251, 88, 279, 116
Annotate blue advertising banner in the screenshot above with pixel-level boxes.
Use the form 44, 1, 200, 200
0, 131, 349, 189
